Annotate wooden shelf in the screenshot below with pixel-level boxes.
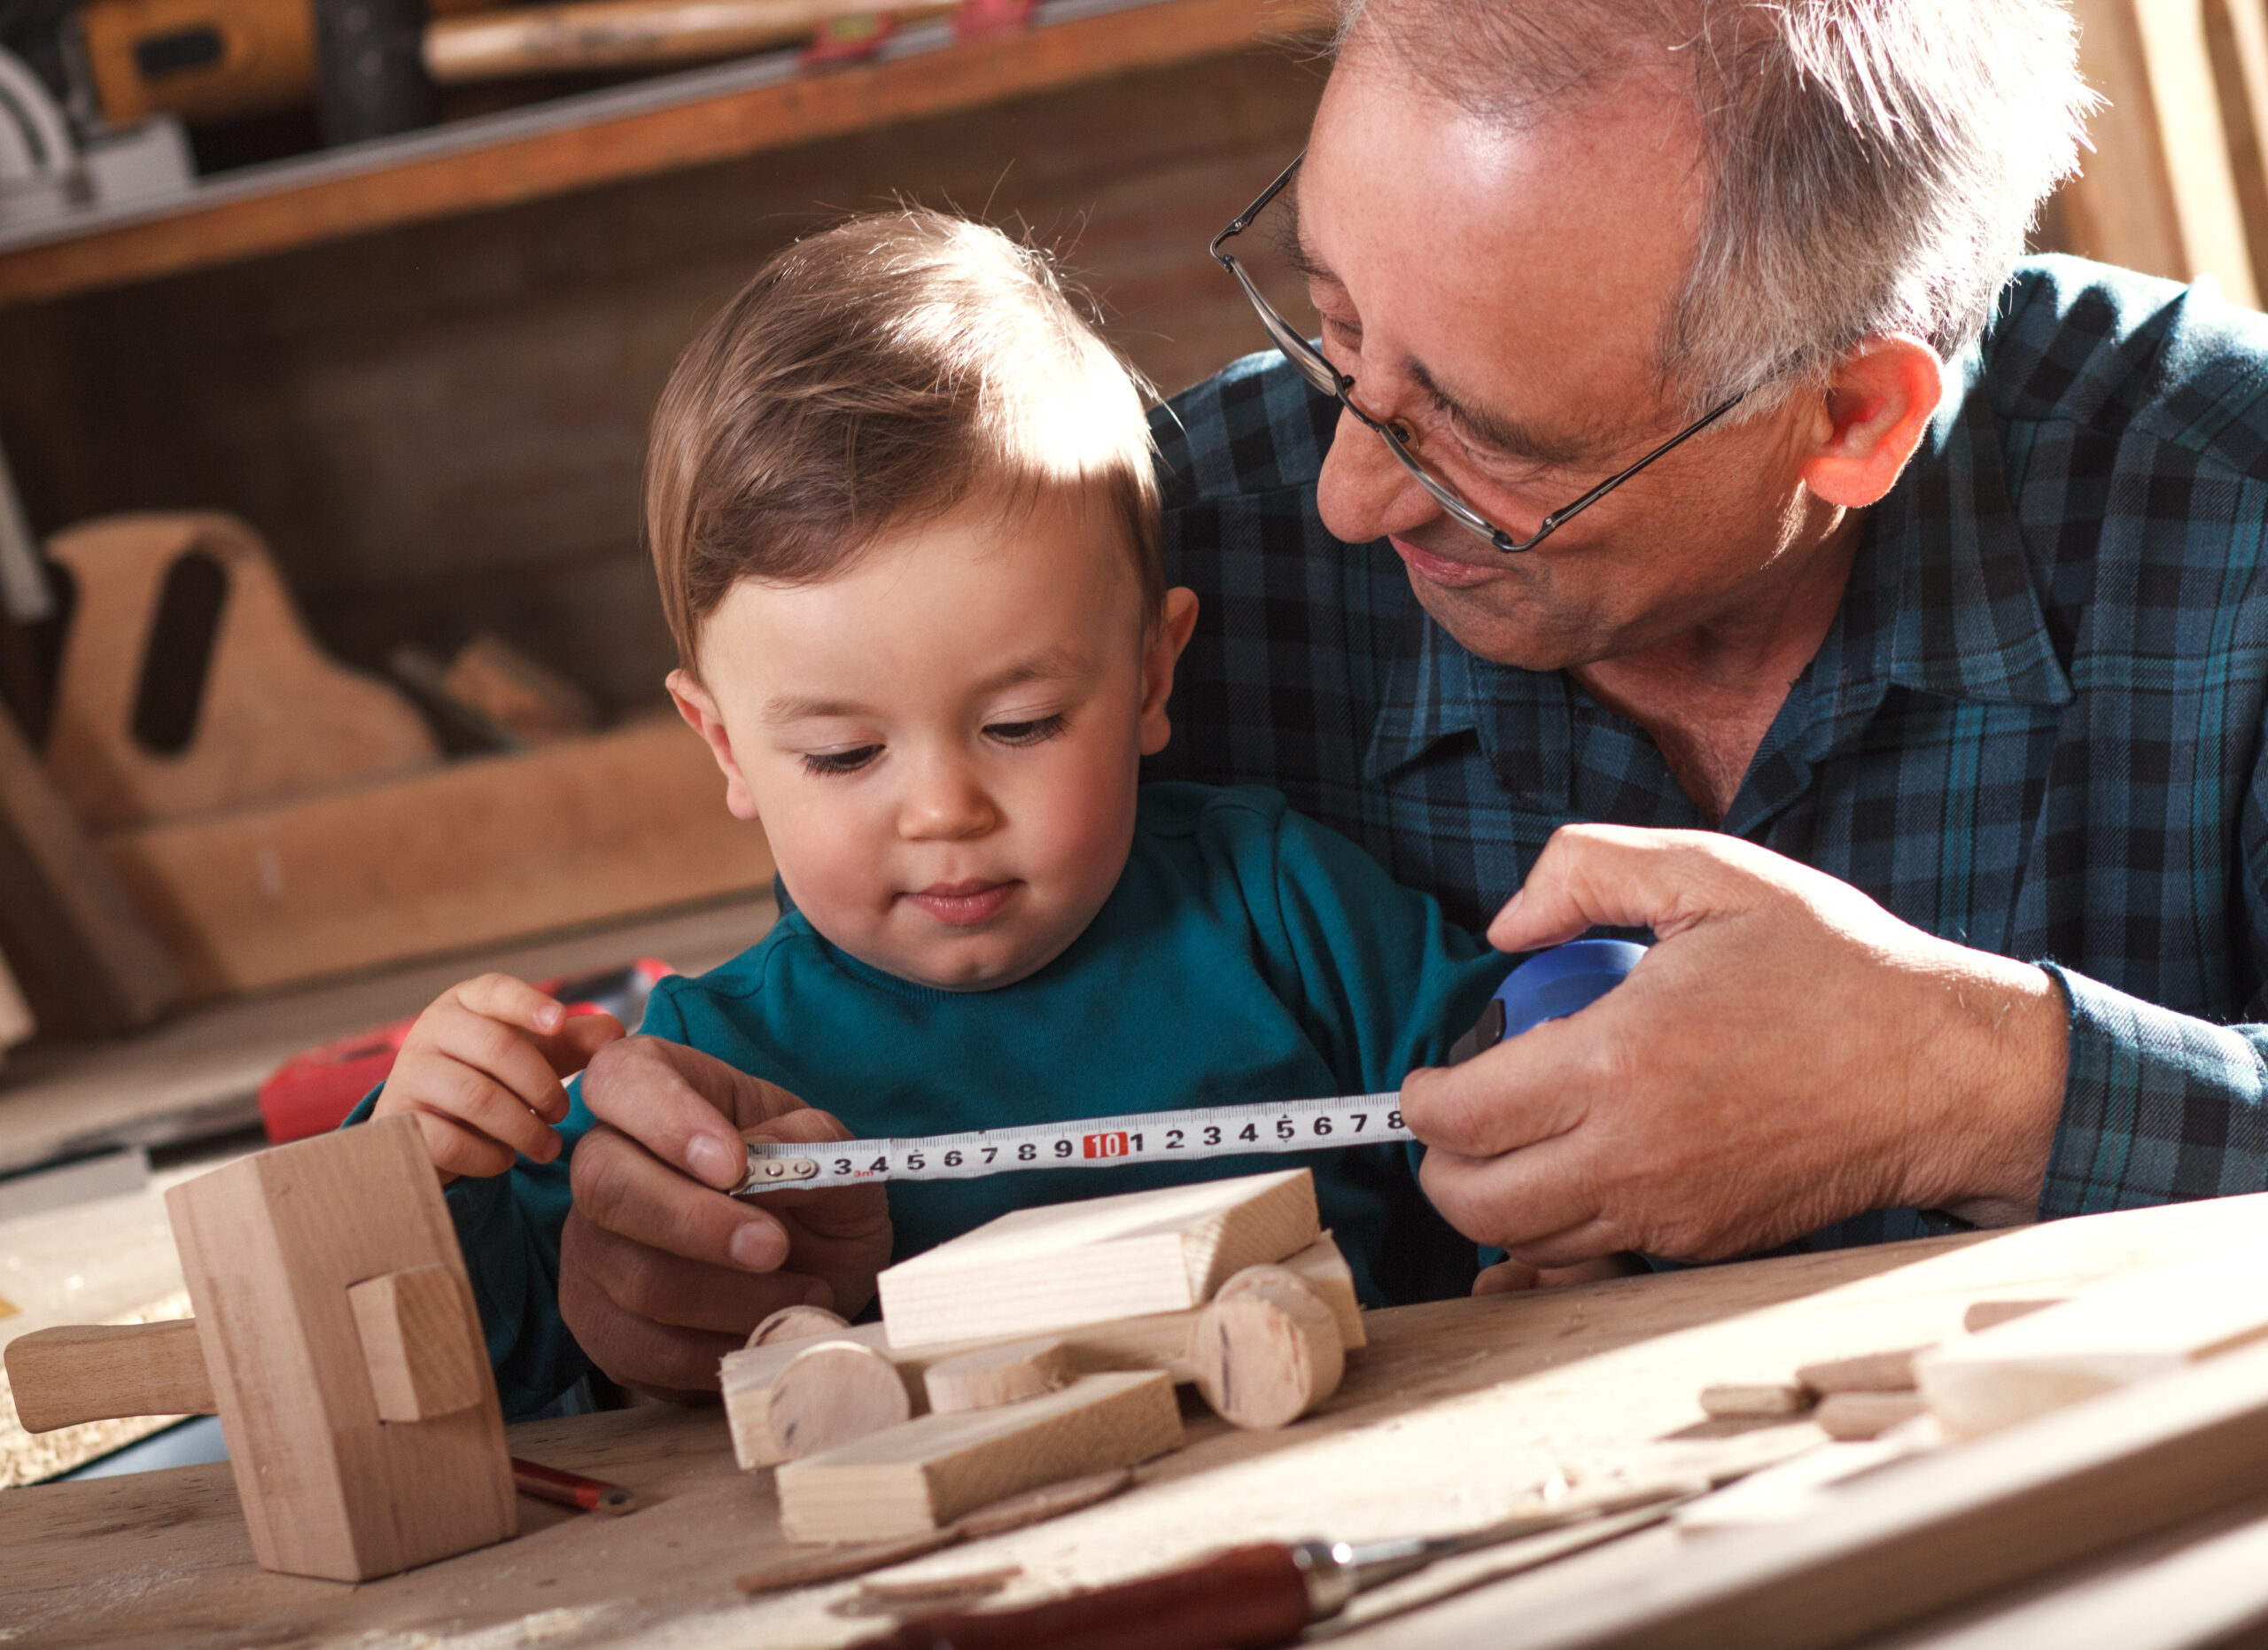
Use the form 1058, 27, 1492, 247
0, 0, 1324, 308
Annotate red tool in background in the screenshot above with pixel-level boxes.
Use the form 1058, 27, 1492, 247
257, 958, 673, 1143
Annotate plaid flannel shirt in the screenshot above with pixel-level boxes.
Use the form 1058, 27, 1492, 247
1144, 254, 2268, 1245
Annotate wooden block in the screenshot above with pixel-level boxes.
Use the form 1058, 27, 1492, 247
1699, 1383, 1814, 1420
1187, 1272, 1343, 1430
719, 1233, 1363, 1469
100, 714, 774, 1000
768, 1341, 914, 1459
0, 701, 178, 1036
1963, 1298, 2063, 1334
748, 1304, 850, 1347
876, 1170, 1321, 1350
41, 514, 439, 833
4, 1319, 214, 1432
924, 1339, 1075, 1414
1814, 1390, 1924, 1442
1793, 1347, 1924, 1394
775, 1371, 1181, 1543
721, 1321, 917, 1472
1918, 1257, 2268, 1439
348, 1265, 486, 1422
166, 1115, 516, 1581
950, 1467, 1134, 1537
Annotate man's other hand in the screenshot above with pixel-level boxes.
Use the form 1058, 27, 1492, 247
1405, 826, 2069, 1267
562, 1036, 892, 1400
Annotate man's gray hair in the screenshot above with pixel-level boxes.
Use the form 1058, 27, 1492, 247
1337, 0, 2100, 415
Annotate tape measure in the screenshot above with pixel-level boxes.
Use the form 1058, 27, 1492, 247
735, 938, 1646, 1194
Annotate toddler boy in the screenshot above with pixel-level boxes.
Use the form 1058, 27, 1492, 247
370, 209, 1516, 1415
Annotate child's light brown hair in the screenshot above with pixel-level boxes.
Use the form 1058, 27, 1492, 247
647, 208, 1162, 673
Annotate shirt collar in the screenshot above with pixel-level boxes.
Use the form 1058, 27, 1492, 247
1366, 338, 2071, 806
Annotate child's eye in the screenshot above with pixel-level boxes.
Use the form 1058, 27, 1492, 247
985, 714, 1068, 747
801, 745, 882, 776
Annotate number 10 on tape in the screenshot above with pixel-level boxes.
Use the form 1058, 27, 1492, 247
736, 1092, 1412, 1193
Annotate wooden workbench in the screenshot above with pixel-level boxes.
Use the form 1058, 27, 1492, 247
6, 1192, 2265, 1648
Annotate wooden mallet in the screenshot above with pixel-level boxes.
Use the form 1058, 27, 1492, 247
4, 1115, 517, 1582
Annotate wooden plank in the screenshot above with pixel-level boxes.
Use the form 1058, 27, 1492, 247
2061, 0, 2260, 300
1434, 1340, 2268, 1650
99, 714, 773, 1000
0, 702, 179, 1037
167, 1116, 516, 1581
773, 1371, 1182, 1542
876, 1170, 1320, 1350
1915, 1255, 2268, 1438
0, 0, 1331, 307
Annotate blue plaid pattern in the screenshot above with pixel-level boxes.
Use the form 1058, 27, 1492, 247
1145, 255, 2268, 1236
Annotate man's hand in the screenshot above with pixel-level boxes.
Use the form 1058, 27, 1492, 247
1405, 826, 2070, 1267
562, 1036, 891, 1400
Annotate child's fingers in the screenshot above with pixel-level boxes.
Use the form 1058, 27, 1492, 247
413, 1110, 518, 1182
423, 1062, 563, 1164
537, 1011, 626, 1080
452, 972, 570, 1037
425, 1007, 575, 1122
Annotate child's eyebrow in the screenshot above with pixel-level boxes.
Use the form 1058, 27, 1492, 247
760, 650, 1088, 724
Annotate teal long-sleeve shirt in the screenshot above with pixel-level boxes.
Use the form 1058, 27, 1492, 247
410, 783, 1513, 1417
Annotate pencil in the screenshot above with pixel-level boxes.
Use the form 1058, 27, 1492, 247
510, 1455, 637, 1514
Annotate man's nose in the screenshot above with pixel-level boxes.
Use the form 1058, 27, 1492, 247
1314, 404, 1444, 547
897, 756, 999, 841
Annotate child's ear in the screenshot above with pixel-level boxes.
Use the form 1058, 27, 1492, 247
1138, 588, 1201, 757
668, 669, 762, 822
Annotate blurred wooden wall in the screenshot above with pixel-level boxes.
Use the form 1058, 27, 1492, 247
0, 46, 1327, 720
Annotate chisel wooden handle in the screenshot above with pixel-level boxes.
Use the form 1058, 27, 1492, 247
857, 1544, 1313, 1650
4, 1320, 215, 1432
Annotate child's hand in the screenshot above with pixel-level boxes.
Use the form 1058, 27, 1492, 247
373, 973, 627, 1182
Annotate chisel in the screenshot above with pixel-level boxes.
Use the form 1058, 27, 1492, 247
851, 1482, 1702, 1650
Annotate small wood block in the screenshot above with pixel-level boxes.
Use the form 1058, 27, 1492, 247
1187, 1272, 1344, 1430
1794, 1347, 1926, 1394
4, 1319, 214, 1432
734, 1529, 963, 1595
875, 1170, 1320, 1350
750, 1304, 852, 1348
1963, 1298, 2063, 1334
950, 1467, 1134, 1537
1699, 1382, 1814, 1419
348, 1265, 486, 1421
1815, 1390, 1925, 1441
769, 1341, 915, 1459
1919, 1260, 2268, 1438
923, 1339, 1074, 1414
774, 1371, 1182, 1543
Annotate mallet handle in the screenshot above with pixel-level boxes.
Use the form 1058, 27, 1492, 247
5, 1319, 215, 1432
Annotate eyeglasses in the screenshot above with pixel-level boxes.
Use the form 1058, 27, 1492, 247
1210, 153, 1744, 556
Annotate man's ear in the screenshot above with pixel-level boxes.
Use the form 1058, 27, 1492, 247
1138, 587, 1201, 758
668, 668, 762, 822
1798, 336, 1945, 510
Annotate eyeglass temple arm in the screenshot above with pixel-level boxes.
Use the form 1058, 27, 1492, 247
1210, 152, 1307, 261
1532, 392, 1746, 537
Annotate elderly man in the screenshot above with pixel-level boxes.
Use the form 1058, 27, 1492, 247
561, 0, 2268, 1395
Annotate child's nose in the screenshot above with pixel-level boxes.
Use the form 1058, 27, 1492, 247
897, 759, 998, 841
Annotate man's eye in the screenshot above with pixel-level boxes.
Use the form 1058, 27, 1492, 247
986, 714, 1067, 747
801, 745, 881, 776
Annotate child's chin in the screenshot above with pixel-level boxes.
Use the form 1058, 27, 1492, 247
888, 933, 1076, 993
